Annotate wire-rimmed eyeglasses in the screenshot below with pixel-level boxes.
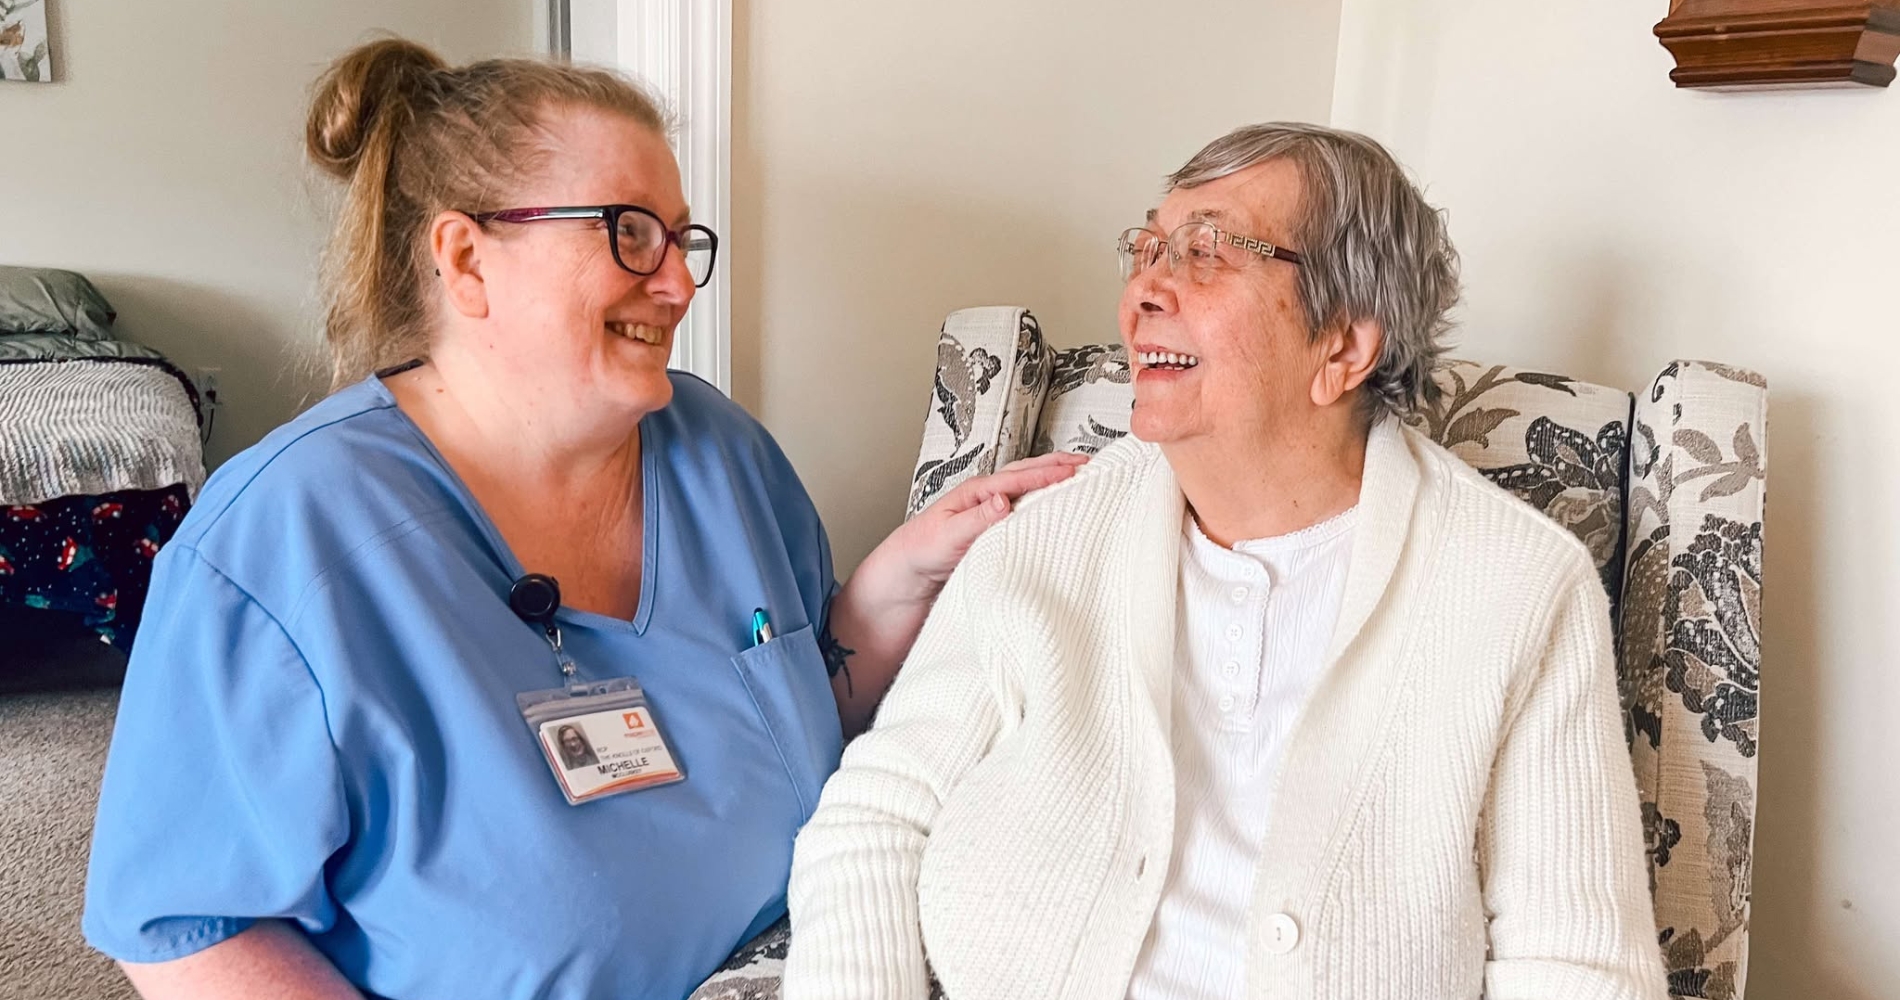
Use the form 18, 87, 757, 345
1116, 222, 1303, 283
472, 204, 719, 288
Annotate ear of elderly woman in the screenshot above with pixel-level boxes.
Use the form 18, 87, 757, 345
785, 125, 1670, 1000
80, 39, 1080, 1000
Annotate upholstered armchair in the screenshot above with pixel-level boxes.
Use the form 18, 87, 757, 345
691, 306, 1768, 1000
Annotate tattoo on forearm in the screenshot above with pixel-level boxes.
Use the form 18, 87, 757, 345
819, 616, 857, 698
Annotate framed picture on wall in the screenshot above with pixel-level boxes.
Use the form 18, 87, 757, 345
0, 0, 51, 83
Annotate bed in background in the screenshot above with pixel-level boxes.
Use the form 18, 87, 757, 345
0, 266, 205, 651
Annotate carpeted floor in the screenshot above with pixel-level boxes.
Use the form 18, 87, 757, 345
0, 609, 138, 1000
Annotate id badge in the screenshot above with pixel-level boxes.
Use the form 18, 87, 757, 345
517, 677, 685, 806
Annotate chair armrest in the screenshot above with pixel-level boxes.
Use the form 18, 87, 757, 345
1619, 360, 1768, 997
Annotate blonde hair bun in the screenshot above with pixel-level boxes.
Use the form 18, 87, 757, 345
305, 38, 447, 182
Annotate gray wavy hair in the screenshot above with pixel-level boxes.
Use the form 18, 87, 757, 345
1167, 123, 1460, 422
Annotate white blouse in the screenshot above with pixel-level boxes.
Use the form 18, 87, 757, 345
1126, 508, 1357, 1000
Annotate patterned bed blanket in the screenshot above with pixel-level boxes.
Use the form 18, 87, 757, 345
0, 344, 205, 507
0, 334, 203, 649
2, 485, 192, 650
0, 330, 177, 365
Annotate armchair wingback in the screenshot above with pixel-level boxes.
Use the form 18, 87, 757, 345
904, 306, 1769, 1000
685, 305, 1769, 1000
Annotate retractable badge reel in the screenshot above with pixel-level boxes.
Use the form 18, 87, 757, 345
510, 573, 684, 805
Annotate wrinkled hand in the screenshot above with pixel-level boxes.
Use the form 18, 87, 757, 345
880, 451, 1089, 598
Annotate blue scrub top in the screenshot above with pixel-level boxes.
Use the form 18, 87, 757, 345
83, 371, 845, 1000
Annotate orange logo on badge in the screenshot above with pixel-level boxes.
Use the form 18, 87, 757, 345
622, 710, 647, 731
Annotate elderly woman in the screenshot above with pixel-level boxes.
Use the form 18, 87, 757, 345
785, 124, 1667, 1000
81, 39, 1079, 1000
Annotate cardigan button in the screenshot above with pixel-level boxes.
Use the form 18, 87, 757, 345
1264, 913, 1301, 954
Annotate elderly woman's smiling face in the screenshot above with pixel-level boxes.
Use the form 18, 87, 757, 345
1118, 158, 1332, 449
458, 105, 695, 420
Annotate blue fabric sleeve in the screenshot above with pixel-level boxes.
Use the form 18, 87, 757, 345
83, 545, 350, 963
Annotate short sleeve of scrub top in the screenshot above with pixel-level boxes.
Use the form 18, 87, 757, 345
83, 372, 844, 1000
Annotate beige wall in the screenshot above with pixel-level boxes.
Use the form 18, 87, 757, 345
1333, 2, 1900, 996
0, 0, 535, 465
734, 0, 1343, 570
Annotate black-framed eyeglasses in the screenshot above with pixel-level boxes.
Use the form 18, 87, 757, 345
1116, 221, 1303, 283
471, 204, 720, 288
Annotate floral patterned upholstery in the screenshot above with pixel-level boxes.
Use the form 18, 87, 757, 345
690, 308, 1768, 1000
1404, 361, 1635, 615
1031, 342, 1134, 457
1622, 362, 1767, 1000
688, 917, 946, 1000
906, 307, 1053, 517
688, 918, 789, 1000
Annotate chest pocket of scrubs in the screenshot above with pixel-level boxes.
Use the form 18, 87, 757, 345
731, 624, 844, 818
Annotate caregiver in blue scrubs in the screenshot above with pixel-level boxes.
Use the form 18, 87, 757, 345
81, 39, 1080, 1000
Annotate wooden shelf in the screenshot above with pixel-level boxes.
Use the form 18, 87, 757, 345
1655, 1, 1900, 88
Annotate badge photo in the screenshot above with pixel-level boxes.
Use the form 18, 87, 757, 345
533, 701, 684, 804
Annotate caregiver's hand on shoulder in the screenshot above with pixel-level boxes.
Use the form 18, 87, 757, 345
824, 452, 1087, 735
877, 451, 1090, 598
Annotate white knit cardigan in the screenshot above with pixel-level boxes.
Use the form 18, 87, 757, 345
785, 420, 1668, 1000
